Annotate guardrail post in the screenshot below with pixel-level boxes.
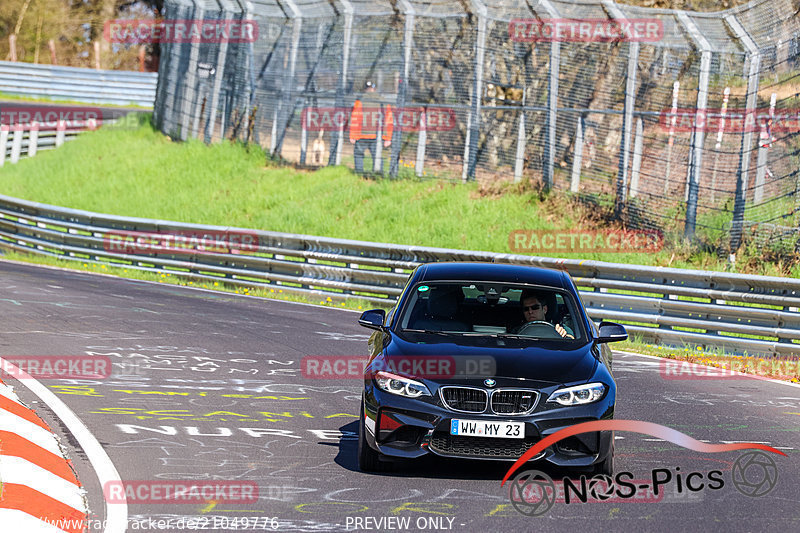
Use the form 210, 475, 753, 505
630, 117, 643, 198
331, 1, 353, 166
726, 14, 760, 260
570, 114, 584, 193
55, 120, 66, 147
0, 124, 8, 166
10, 124, 23, 164
679, 13, 712, 240
464, 0, 487, 182
415, 108, 427, 177
28, 121, 39, 158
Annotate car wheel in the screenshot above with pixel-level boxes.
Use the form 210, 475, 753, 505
358, 400, 385, 472
591, 443, 614, 477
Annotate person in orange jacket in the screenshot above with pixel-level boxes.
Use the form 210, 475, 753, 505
350, 81, 393, 174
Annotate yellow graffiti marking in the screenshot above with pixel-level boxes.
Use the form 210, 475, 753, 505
50, 386, 103, 396
390, 503, 455, 515
295, 502, 369, 514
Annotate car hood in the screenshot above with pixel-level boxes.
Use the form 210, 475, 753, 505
382, 332, 598, 386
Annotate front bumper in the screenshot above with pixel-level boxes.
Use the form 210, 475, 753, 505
363, 387, 614, 467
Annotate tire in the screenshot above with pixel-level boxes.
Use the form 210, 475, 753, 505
358, 400, 384, 472
591, 444, 614, 477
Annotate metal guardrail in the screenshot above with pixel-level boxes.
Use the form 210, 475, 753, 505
0, 61, 157, 108
0, 193, 798, 356
1, 128, 82, 164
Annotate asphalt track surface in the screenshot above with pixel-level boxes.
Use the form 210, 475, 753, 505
1, 260, 798, 532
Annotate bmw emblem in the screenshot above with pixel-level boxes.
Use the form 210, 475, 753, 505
484, 379, 497, 388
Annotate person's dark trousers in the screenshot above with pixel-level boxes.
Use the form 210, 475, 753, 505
353, 138, 381, 174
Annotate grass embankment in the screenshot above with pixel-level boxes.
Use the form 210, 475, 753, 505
0, 115, 796, 276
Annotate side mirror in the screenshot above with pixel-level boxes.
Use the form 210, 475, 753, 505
596, 321, 628, 344
358, 309, 386, 331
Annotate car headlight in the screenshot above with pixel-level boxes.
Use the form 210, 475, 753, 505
374, 371, 431, 398
547, 383, 606, 406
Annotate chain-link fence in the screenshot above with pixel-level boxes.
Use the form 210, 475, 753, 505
152, 0, 800, 257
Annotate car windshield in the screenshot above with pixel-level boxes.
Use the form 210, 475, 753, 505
396, 282, 584, 341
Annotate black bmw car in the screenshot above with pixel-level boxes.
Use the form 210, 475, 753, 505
357, 262, 627, 474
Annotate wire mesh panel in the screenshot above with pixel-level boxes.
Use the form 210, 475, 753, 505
154, 0, 800, 256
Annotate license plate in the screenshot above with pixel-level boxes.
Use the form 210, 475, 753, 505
450, 419, 524, 439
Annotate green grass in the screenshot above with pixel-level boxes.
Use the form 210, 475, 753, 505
0, 114, 798, 278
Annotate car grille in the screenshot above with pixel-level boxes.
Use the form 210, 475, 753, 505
491, 390, 538, 415
440, 387, 488, 413
430, 433, 540, 459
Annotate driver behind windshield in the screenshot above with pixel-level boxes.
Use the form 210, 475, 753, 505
513, 290, 574, 338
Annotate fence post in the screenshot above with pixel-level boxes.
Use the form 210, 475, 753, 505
28, 121, 39, 158
541, 1, 562, 189
726, 14, 761, 260
332, 1, 353, 166
300, 22, 327, 165
605, 1, 638, 216
710, 87, 730, 203
570, 114, 584, 193
8, 35, 17, 62
754, 93, 777, 205
663, 81, 679, 195
0, 124, 8, 166
464, 0, 487, 182
179, 0, 205, 141
373, 105, 384, 173
390, 0, 416, 178
630, 117, 643, 198
273, 1, 302, 157
513, 90, 526, 183
10, 124, 23, 164
679, 13, 712, 240
154, 0, 180, 132
415, 108, 427, 177
205, 1, 235, 144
